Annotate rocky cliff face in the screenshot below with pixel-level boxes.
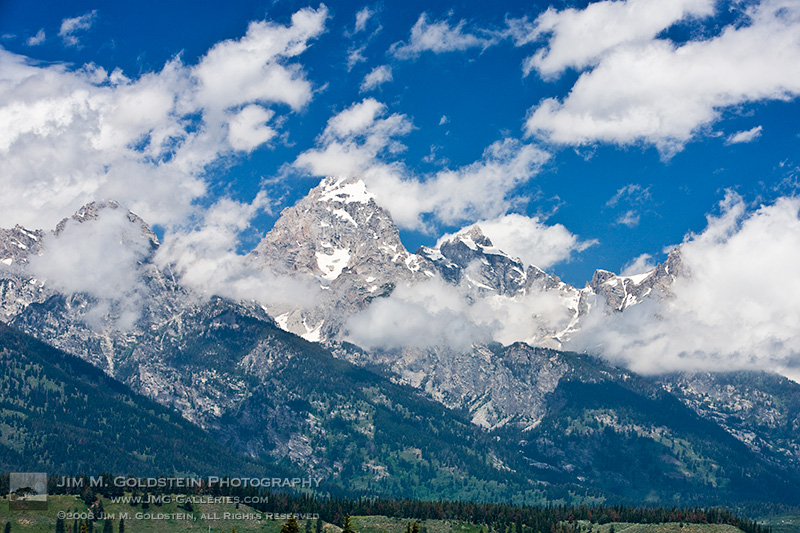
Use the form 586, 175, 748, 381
588, 249, 683, 311
250, 176, 436, 340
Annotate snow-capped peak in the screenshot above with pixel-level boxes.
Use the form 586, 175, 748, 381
317, 176, 375, 204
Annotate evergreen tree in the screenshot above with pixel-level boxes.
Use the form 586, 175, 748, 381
80, 521, 88, 533
412, 522, 420, 533
342, 514, 356, 533
316, 517, 323, 533
118, 518, 125, 533
281, 514, 300, 533
55, 518, 66, 533
306, 519, 313, 533
102, 520, 113, 533
3, 521, 10, 533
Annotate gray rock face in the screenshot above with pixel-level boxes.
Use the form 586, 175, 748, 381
588, 248, 683, 311
250, 177, 436, 340
658, 371, 800, 469
0, 225, 47, 319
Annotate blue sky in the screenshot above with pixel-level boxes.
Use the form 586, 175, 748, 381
1, 0, 799, 287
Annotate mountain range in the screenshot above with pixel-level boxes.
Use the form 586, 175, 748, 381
1, 177, 799, 506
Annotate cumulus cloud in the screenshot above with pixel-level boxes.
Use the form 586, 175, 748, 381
27, 208, 155, 330
458, 213, 596, 269
621, 253, 656, 275
295, 98, 549, 231
568, 192, 800, 381
345, 279, 488, 351
524, 0, 800, 155
512, 0, 714, 77
59, 10, 97, 47
344, 277, 574, 352
390, 13, 496, 59
726, 125, 763, 144
26, 29, 45, 47
192, 6, 327, 112
227, 105, 277, 152
360, 65, 393, 92
0, 5, 327, 231
155, 195, 321, 309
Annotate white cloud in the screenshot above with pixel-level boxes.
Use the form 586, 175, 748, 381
295, 102, 549, 231
155, 191, 320, 309
59, 10, 97, 47
0, 6, 327, 232
26, 29, 45, 47
346, 46, 368, 70
524, 0, 800, 155
621, 253, 656, 275
27, 208, 155, 330
463, 213, 596, 269
569, 192, 800, 380
514, 0, 714, 77
155, 195, 321, 309
344, 279, 488, 351
439, 115, 449, 125
354, 7, 375, 33
360, 65, 393, 92
726, 125, 763, 144
606, 183, 651, 207
616, 210, 641, 228
227, 105, 277, 152
390, 13, 496, 59
192, 5, 328, 112
345, 275, 576, 352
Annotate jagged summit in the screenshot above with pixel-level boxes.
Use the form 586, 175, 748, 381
316, 176, 376, 205
249, 176, 434, 340
587, 248, 683, 311
252, 176, 430, 283
55, 200, 160, 249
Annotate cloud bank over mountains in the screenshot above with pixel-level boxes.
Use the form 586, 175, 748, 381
569, 193, 800, 382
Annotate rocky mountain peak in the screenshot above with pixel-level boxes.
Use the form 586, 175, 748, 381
252, 176, 430, 283
251, 176, 435, 341
54, 200, 160, 249
0, 224, 45, 268
588, 247, 684, 311
419, 226, 531, 297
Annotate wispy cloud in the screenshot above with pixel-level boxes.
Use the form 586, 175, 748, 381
354, 6, 375, 34
390, 13, 496, 59
360, 65, 393, 92
59, 10, 98, 47
26, 29, 45, 47
726, 125, 763, 144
